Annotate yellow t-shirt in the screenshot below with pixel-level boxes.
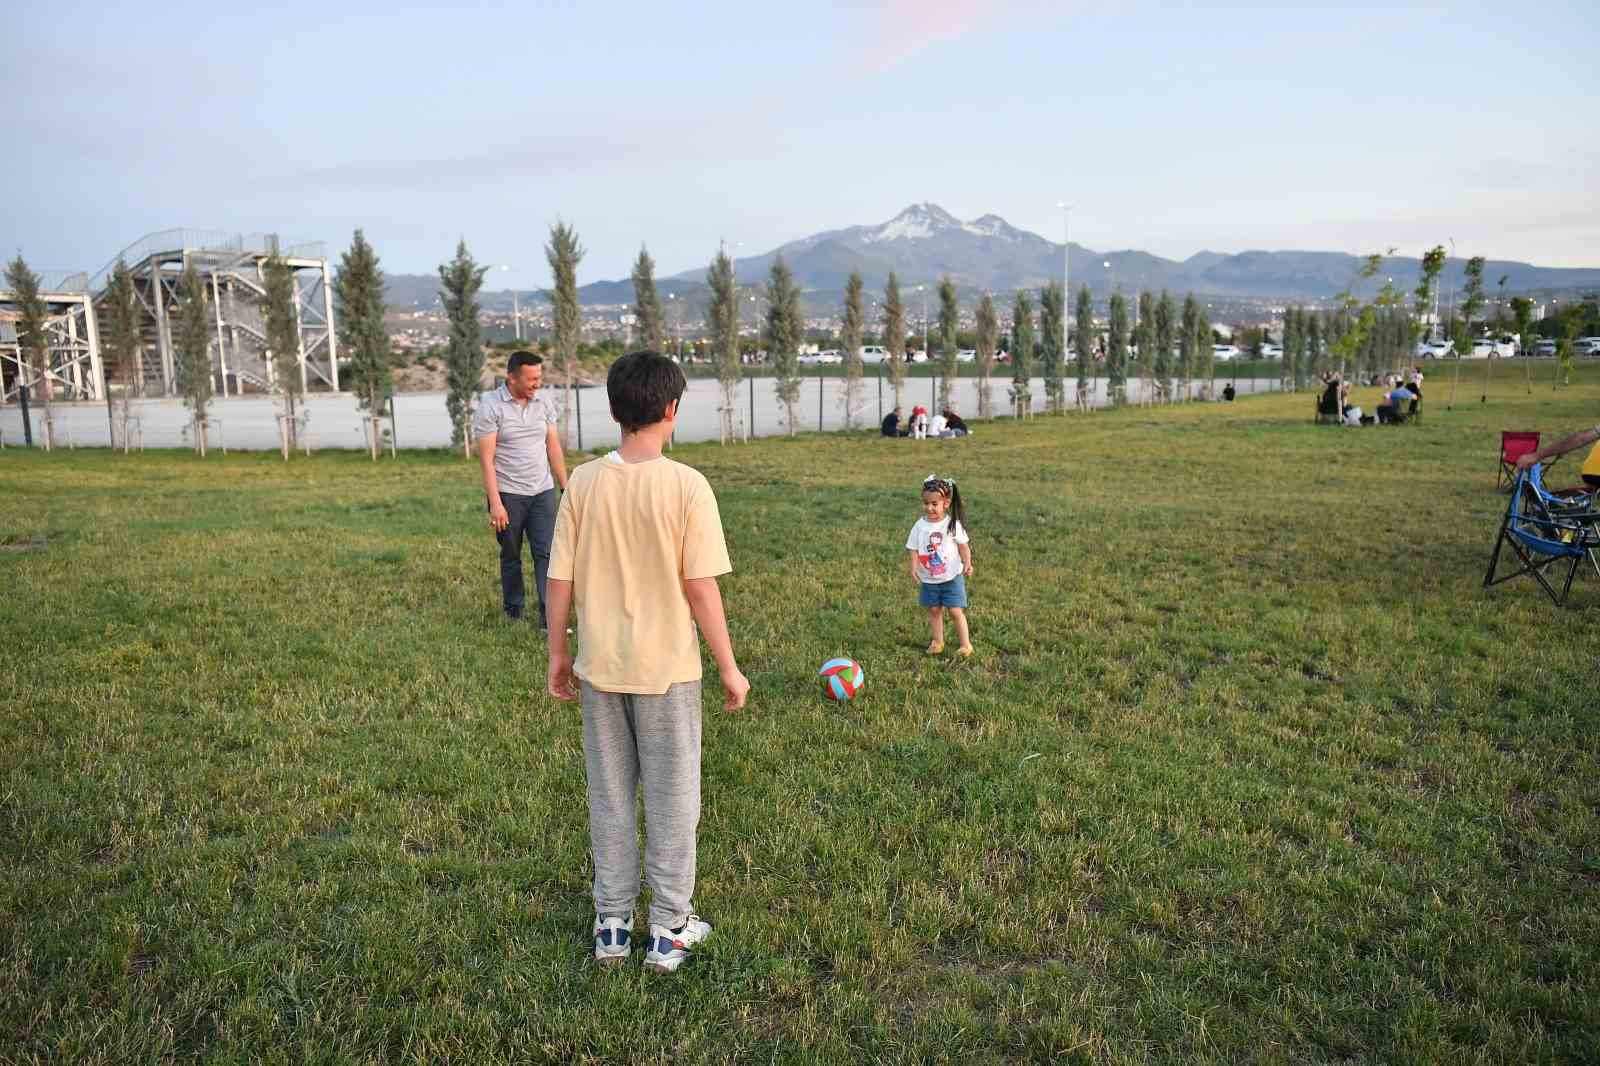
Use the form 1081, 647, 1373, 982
548, 452, 732, 694
1583, 439, 1600, 480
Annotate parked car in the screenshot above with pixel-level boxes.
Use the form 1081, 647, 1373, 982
956, 349, 976, 363
1260, 343, 1284, 358
1533, 339, 1558, 357
796, 352, 820, 365
858, 344, 888, 364
908, 349, 929, 363
1577, 337, 1600, 356
815, 349, 843, 365
1416, 339, 1454, 359
1469, 336, 1517, 359
1212, 344, 1241, 361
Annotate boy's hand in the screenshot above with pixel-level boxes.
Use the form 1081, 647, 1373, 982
547, 651, 579, 701
722, 669, 750, 711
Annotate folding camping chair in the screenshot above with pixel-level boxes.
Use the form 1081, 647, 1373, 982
1525, 460, 1597, 513
1483, 468, 1600, 606
1497, 431, 1540, 489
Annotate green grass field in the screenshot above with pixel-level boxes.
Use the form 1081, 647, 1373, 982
3, 362, 1597, 1064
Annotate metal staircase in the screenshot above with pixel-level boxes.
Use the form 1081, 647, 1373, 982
87, 230, 337, 399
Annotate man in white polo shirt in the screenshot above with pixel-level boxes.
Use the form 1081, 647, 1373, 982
473, 350, 569, 627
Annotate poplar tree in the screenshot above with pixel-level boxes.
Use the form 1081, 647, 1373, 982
1179, 293, 1200, 401
765, 255, 802, 435
631, 245, 664, 352
335, 229, 394, 459
1010, 290, 1034, 418
1511, 295, 1535, 393
1106, 291, 1129, 406
175, 262, 214, 455
1153, 290, 1175, 402
1413, 245, 1447, 356
882, 272, 907, 410
707, 249, 739, 443
841, 272, 865, 427
101, 258, 142, 446
1135, 291, 1156, 405
1282, 306, 1300, 391
1073, 283, 1093, 410
936, 275, 959, 408
1196, 310, 1216, 397
1446, 255, 1485, 409
437, 241, 486, 453
975, 290, 998, 419
1306, 311, 1323, 384
6, 256, 54, 448
1038, 282, 1064, 412
263, 252, 303, 455
546, 222, 585, 446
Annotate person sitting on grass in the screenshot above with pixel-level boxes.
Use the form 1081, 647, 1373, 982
907, 474, 974, 658
1317, 372, 1342, 418
1516, 421, 1600, 488
940, 405, 970, 437
545, 350, 750, 975
1376, 383, 1415, 424
881, 406, 908, 438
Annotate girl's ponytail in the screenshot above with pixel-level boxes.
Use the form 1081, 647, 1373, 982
948, 481, 967, 537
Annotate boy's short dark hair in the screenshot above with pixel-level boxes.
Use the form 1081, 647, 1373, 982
608, 350, 686, 433
508, 350, 542, 373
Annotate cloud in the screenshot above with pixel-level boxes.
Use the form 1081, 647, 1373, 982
853, 0, 1118, 73
864, 0, 987, 71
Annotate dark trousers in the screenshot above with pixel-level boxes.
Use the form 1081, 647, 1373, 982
493, 489, 557, 624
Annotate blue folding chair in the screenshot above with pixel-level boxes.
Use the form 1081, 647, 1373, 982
1483, 469, 1600, 606
1525, 461, 1596, 513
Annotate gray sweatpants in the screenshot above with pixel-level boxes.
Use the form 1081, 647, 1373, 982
580, 679, 703, 929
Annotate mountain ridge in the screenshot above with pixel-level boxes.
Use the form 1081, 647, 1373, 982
381, 203, 1600, 312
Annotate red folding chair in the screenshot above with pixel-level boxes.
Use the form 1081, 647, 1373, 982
1498, 431, 1540, 489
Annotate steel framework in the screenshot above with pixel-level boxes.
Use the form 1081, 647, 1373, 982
88, 230, 338, 398
2, 230, 339, 405
0, 271, 103, 404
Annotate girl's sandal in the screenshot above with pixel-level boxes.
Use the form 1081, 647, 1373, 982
956, 644, 974, 658
926, 641, 945, 655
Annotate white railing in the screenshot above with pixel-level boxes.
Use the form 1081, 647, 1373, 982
87, 230, 326, 293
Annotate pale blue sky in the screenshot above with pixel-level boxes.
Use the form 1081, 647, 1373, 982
7, 0, 1597, 286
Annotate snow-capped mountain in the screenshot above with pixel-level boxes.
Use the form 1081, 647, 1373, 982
661, 202, 1600, 302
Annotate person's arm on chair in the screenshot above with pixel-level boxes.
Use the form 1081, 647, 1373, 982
1517, 424, 1600, 471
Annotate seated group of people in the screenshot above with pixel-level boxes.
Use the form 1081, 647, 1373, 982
881, 404, 970, 439
1319, 369, 1423, 426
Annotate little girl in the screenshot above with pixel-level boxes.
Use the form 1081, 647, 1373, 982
905, 474, 973, 656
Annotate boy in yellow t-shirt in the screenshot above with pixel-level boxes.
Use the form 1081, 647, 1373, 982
545, 350, 749, 975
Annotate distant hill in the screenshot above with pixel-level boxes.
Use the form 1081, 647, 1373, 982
382, 203, 1600, 314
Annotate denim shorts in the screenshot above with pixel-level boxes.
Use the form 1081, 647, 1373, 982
919, 574, 967, 608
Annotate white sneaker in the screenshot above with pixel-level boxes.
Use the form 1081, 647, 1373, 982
593, 914, 633, 966
643, 914, 711, 974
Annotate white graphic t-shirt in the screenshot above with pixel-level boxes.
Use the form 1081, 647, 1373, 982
906, 516, 969, 584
